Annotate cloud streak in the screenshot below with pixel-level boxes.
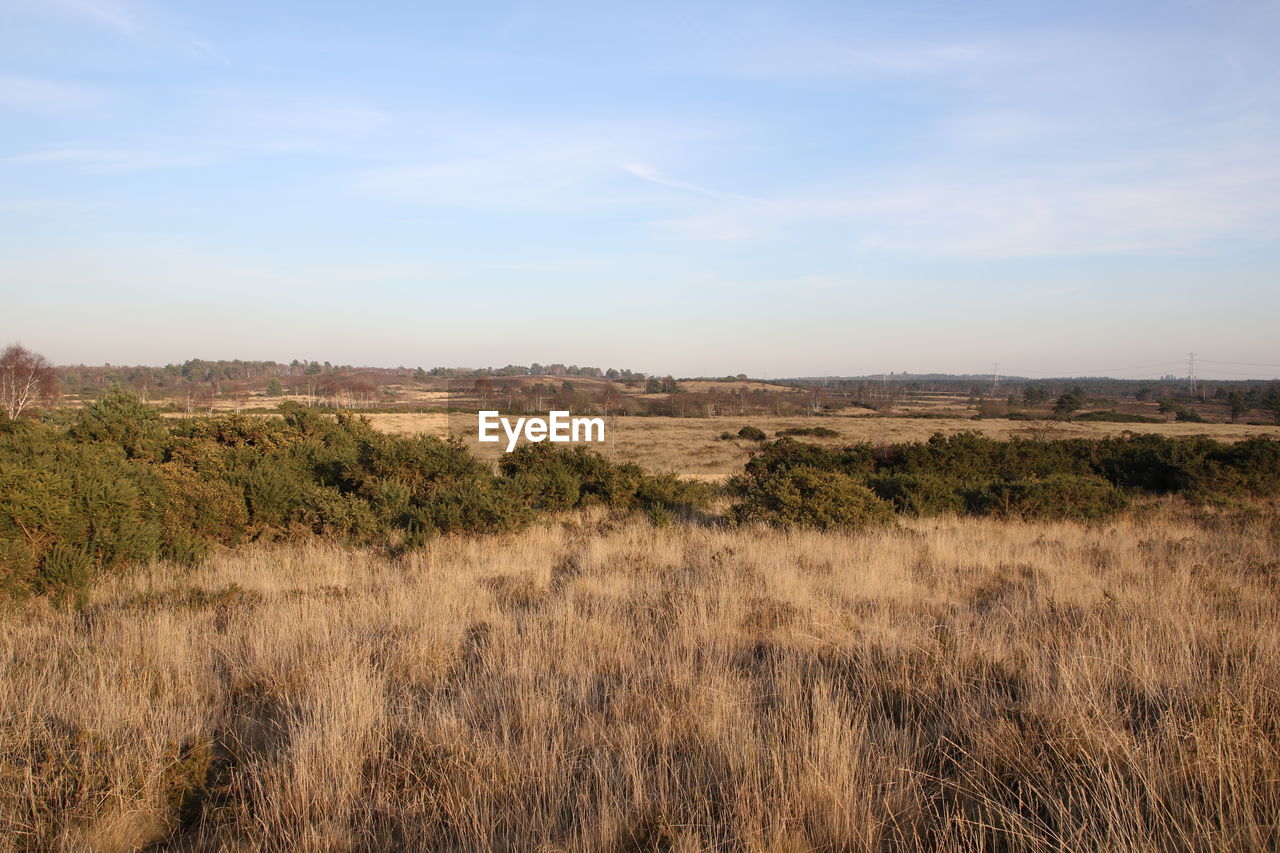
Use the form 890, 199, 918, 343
7, 147, 213, 172
622, 163, 759, 203
661, 145, 1280, 258
0, 74, 106, 114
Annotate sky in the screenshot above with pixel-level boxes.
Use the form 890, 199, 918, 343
1, 0, 1278, 379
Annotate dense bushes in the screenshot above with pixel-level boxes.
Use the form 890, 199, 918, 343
499, 443, 712, 524
867, 473, 966, 517
6, 391, 1279, 593
775, 426, 840, 437
963, 475, 1130, 520
0, 395, 709, 600
1074, 410, 1163, 424
1, 417, 169, 602
729, 465, 895, 530
729, 432, 1280, 530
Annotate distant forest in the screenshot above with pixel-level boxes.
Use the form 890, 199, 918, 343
3, 348, 1276, 424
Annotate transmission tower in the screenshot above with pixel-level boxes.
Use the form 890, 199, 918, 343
1187, 352, 1197, 395
991, 363, 1000, 394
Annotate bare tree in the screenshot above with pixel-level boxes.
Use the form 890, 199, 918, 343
0, 344, 56, 419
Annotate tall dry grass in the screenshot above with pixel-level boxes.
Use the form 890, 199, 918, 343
1, 504, 1278, 851
360, 412, 1280, 480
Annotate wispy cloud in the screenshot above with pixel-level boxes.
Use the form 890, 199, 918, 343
39, 0, 143, 37
360, 143, 621, 210
197, 90, 391, 150
0, 74, 105, 114
356, 117, 724, 211
660, 141, 1280, 257
724, 38, 992, 79
622, 163, 758, 203
24, 0, 225, 59
7, 147, 212, 172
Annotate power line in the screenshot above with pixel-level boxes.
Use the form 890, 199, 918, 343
998, 361, 1184, 378
1198, 359, 1280, 368
1195, 369, 1280, 378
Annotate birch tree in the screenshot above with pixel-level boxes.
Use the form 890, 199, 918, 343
0, 344, 56, 419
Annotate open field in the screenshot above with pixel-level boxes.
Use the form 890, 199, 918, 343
2, 503, 1277, 851
360, 412, 1280, 479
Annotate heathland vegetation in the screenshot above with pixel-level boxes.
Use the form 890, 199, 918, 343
0, 391, 710, 604
3, 348, 1279, 850
28, 347, 1280, 424
3, 506, 1277, 850
4, 386, 1278, 603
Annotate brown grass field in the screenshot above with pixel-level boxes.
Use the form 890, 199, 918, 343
361, 412, 1280, 479
3, 502, 1278, 851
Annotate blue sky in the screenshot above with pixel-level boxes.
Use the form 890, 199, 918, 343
1, 0, 1278, 378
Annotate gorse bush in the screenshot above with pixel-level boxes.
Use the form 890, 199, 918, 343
499, 442, 712, 523
0, 397, 709, 600
5, 393, 1279, 595
963, 474, 1130, 520
728, 433, 1280, 530
775, 426, 840, 437
1074, 410, 1163, 424
729, 465, 896, 531
867, 473, 967, 517
0, 417, 169, 603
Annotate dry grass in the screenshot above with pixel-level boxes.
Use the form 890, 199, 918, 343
362, 412, 1280, 479
2, 504, 1278, 851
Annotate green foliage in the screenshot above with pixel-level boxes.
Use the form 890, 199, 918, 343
1266, 384, 1280, 424
1074, 410, 1163, 423
1227, 390, 1248, 423
0, 417, 166, 600
1053, 386, 1086, 419
736, 425, 767, 441
1022, 385, 1049, 406
7, 389, 1279, 600
729, 465, 896, 530
868, 473, 966, 516
727, 431, 1280, 529
1, 395, 709, 601
964, 475, 1130, 520
775, 426, 840, 437
499, 443, 711, 522
69, 388, 168, 460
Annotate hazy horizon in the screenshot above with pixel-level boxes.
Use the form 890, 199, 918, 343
2, 0, 1277, 377
24, 348, 1278, 384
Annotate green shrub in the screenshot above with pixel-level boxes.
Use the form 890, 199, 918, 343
632, 471, 714, 523
737, 425, 767, 441
499, 443, 711, 521
5, 390, 1278, 602
731, 432, 1280, 524
0, 420, 168, 600
68, 389, 168, 461
776, 426, 840, 437
1075, 410, 1163, 424
729, 465, 896, 530
867, 474, 966, 516
964, 475, 1130, 521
